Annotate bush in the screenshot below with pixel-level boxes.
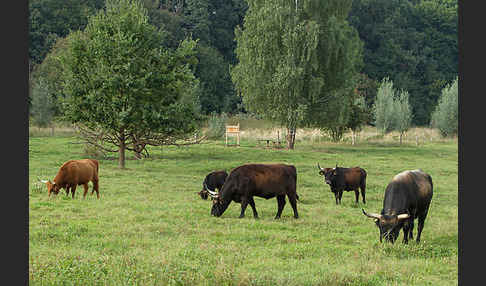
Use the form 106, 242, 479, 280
373, 77, 396, 133
430, 77, 458, 137
206, 112, 228, 139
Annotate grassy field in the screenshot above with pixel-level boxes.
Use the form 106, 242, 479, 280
29, 132, 458, 285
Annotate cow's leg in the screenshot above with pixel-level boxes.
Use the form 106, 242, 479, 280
248, 197, 258, 218
354, 189, 359, 204
338, 191, 343, 204
93, 180, 100, 199
65, 187, 70, 196
287, 193, 299, 219
361, 185, 366, 204
334, 192, 339, 205
71, 185, 77, 199
82, 183, 89, 199
275, 195, 286, 219
409, 218, 414, 240
416, 213, 428, 243
402, 221, 411, 244
239, 197, 249, 218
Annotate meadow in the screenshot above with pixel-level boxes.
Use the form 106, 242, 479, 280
29, 126, 458, 285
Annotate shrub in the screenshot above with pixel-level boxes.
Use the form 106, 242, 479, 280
373, 77, 396, 133
206, 112, 228, 139
430, 77, 458, 137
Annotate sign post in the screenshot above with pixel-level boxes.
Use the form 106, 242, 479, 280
225, 123, 240, 147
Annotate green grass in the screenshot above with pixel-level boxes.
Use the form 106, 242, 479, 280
29, 135, 458, 285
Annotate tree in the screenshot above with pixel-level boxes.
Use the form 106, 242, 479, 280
347, 94, 371, 145
395, 89, 413, 144
59, 0, 201, 168
430, 77, 458, 137
373, 77, 396, 134
31, 77, 56, 129
232, 0, 362, 149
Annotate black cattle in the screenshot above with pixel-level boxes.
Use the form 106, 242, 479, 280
197, 170, 228, 200
209, 164, 299, 219
317, 163, 367, 204
362, 169, 433, 244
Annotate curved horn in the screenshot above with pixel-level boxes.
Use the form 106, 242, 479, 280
203, 182, 209, 191
207, 189, 219, 197
397, 213, 410, 221
317, 162, 323, 171
40, 180, 48, 183
362, 209, 382, 220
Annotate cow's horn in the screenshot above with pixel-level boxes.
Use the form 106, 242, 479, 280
317, 162, 323, 171
40, 180, 48, 183
203, 182, 209, 191
362, 209, 382, 219
207, 189, 219, 197
397, 213, 410, 220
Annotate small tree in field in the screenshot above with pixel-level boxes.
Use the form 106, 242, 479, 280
395, 89, 413, 144
31, 77, 55, 130
431, 77, 458, 137
373, 77, 396, 134
59, 0, 201, 168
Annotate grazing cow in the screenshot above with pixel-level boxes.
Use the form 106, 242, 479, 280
362, 169, 433, 244
208, 164, 299, 219
197, 170, 228, 200
317, 163, 367, 204
42, 159, 100, 199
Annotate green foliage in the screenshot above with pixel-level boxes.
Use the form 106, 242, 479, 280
430, 77, 458, 137
373, 77, 396, 133
31, 77, 56, 128
29, 0, 104, 65
59, 0, 201, 167
232, 0, 362, 148
395, 89, 413, 139
205, 112, 228, 139
349, 0, 458, 125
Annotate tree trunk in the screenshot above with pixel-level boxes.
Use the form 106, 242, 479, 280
286, 127, 296, 150
399, 132, 403, 145
352, 130, 356, 145
119, 131, 126, 169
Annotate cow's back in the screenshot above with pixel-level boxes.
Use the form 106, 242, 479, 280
56, 159, 98, 185
235, 164, 296, 196
342, 167, 365, 186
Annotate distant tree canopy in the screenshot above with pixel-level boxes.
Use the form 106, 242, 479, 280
59, 0, 201, 168
29, 0, 457, 127
348, 0, 458, 125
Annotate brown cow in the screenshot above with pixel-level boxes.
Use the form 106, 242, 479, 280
317, 163, 367, 204
42, 159, 100, 199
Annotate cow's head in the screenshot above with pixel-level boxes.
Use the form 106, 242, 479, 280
41, 180, 60, 197
362, 209, 410, 243
197, 182, 210, 200
210, 193, 225, 217
317, 163, 334, 185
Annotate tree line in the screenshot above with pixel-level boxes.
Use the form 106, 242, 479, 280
29, 0, 457, 167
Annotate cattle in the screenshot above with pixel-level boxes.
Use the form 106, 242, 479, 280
41, 159, 100, 199
197, 170, 228, 200
317, 163, 367, 204
362, 169, 433, 244
208, 163, 299, 219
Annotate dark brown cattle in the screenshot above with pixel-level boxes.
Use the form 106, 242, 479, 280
42, 159, 100, 199
209, 163, 299, 219
362, 169, 433, 244
197, 170, 228, 200
317, 163, 367, 204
